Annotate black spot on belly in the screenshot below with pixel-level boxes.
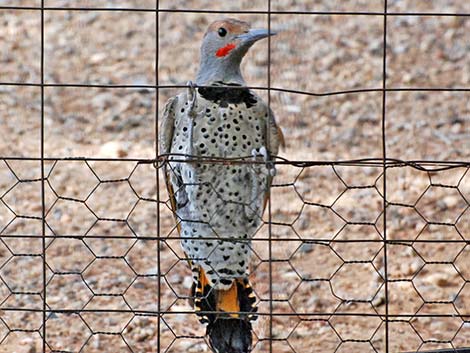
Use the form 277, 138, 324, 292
219, 268, 234, 275
220, 278, 232, 286
198, 82, 257, 108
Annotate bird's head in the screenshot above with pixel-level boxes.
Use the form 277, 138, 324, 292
196, 18, 276, 85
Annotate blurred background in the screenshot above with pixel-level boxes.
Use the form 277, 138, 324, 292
0, 0, 469, 352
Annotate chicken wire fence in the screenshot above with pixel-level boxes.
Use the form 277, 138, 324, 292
0, 1, 469, 353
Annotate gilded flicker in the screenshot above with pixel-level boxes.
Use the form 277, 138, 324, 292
160, 18, 283, 353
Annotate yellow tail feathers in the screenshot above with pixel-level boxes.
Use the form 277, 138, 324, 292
217, 280, 240, 318
192, 267, 257, 324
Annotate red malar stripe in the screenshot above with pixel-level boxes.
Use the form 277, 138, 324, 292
216, 43, 236, 57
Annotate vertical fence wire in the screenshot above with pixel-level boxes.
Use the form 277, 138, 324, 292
382, 1, 390, 352
40, 1, 47, 351
155, 1, 161, 352
267, 0, 274, 352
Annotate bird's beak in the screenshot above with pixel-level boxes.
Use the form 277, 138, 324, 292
236, 28, 277, 45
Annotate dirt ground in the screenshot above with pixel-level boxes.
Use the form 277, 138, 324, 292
0, 0, 469, 352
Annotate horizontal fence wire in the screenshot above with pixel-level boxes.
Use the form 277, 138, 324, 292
1, 5, 470, 17
1, 82, 470, 94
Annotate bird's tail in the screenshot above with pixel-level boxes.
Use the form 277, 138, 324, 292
191, 268, 257, 353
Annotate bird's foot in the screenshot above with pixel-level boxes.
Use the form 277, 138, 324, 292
251, 146, 276, 176
186, 80, 198, 119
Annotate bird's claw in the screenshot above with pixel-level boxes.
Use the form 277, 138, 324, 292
186, 81, 198, 119
250, 146, 267, 161
187, 80, 197, 91
251, 146, 276, 176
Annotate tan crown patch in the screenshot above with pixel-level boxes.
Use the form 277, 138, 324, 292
207, 18, 250, 36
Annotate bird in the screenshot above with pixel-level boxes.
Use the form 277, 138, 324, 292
160, 18, 283, 353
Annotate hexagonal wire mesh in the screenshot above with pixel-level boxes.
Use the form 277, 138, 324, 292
0, 1, 469, 352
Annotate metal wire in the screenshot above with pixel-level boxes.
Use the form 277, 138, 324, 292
267, 1, 274, 352
0, 2, 468, 353
155, 1, 161, 352
40, 2, 47, 352
381, 1, 390, 350
1, 5, 470, 17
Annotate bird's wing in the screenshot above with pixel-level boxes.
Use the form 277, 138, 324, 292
262, 106, 284, 212
159, 95, 178, 157
159, 96, 181, 232
266, 106, 285, 156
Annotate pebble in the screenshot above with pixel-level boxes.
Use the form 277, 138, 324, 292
99, 141, 129, 158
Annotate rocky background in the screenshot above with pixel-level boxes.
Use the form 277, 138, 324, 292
0, 0, 469, 352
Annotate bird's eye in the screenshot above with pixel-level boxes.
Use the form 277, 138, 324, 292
218, 27, 227, 37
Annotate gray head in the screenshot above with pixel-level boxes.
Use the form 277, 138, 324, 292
196, 18, 275, 86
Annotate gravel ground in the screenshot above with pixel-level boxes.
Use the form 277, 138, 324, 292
0, 1, 469, 352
